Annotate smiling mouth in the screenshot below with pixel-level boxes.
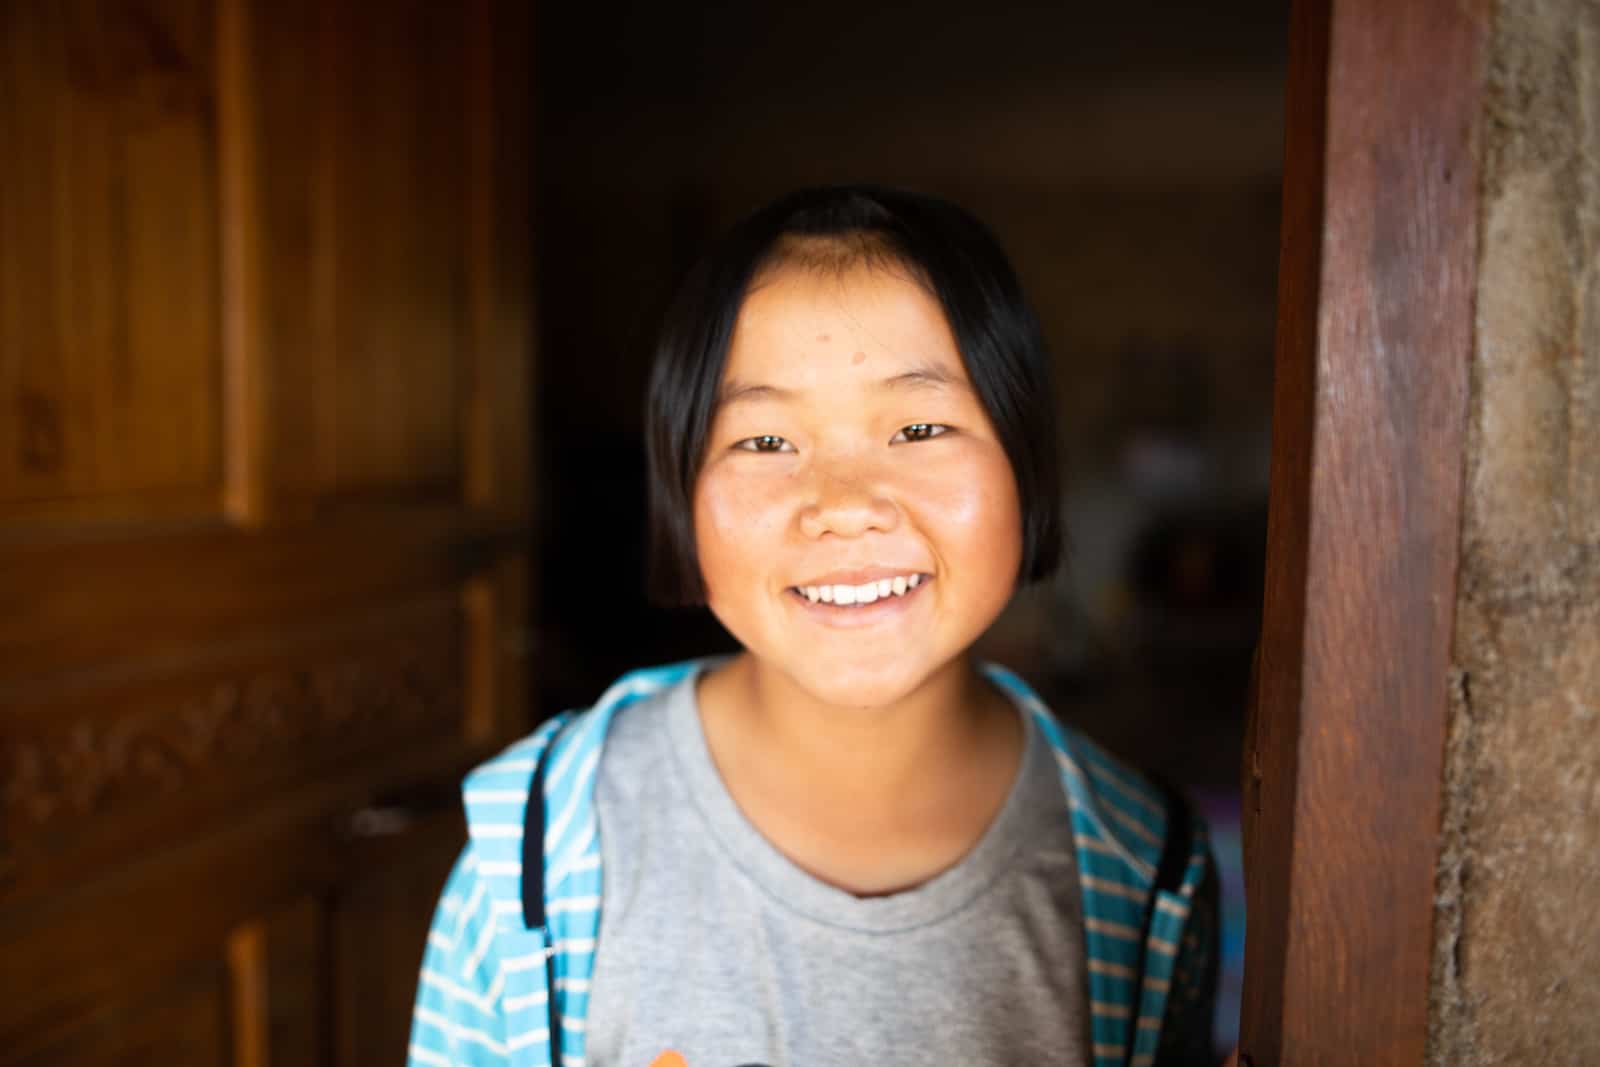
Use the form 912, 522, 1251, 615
786, 573, 931, 606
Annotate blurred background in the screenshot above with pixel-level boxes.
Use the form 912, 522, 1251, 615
534, 3, 1285, 1053
1, 0, 1281, 1062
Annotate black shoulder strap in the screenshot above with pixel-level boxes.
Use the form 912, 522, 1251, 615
521, 742, 551, 930
1124, 781, 1193, 1067
520, 726, 562, 1067
1150, 781, 1195, 894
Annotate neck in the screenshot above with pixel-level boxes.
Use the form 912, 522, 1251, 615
701, 652, 1013, 809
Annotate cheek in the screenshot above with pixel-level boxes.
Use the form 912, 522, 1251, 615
908, 449, 1023, 569
692, 467, 790, 597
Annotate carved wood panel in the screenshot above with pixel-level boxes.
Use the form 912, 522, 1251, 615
3, 608, 462, 897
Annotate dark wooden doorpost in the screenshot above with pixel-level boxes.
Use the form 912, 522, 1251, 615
1240, 1, 1488, 1063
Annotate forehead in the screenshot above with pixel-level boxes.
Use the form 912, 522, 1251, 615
723, 261, 969, 388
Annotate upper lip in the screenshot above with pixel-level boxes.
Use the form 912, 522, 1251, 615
790, 568, 930, 588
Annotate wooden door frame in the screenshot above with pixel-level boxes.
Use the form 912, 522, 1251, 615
1239, 0, 1489, 1063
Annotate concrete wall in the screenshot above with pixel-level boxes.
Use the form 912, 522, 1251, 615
1429, 1, 1600, 1062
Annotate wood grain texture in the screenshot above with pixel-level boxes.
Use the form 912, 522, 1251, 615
0, 505, 518, 685
463, 0, 498, 511
2, 750, 466, 1060
1240, 0, 1487, 1063
216, 0, 483, 517
332, 809, 464, 1067
226, 898, 325, 1067
0, 1, 533, 1061
0, 0, 222, 520
320, 0, 466, 497
218, 0, 267, 523
227, 920, 271, 1067
467, 0, 533, 521
3, 605, 462, 894
11, 958, 231, 1067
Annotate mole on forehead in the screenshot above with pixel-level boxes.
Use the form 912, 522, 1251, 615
852, 351, 867, 365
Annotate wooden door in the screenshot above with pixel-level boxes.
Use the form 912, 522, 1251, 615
0, 0, 532, 1063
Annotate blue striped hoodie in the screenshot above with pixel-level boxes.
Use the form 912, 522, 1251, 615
409, 661, 1214, 1067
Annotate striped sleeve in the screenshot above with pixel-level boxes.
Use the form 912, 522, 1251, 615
409, 848, 512, 1067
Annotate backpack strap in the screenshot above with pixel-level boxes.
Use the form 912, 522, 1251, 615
1125, 782, 1193, 1067
522, 728, 563, 1067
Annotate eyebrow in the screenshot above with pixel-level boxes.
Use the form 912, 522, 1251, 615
879, 363, 966, 393
717, 381, 794, 407
717, 362, 968, 407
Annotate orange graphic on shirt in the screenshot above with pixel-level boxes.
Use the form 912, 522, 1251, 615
649, 1050, 770, 1067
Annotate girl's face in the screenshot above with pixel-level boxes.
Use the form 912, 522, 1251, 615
693, 260, 1024, 709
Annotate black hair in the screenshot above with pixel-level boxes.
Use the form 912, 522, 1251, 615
646, 184, 1063, 606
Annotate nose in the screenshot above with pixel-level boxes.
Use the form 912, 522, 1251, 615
797, 463, 899, 540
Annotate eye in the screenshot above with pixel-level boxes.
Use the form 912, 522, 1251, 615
891, 423, 951, 443
733, 434, 796, 453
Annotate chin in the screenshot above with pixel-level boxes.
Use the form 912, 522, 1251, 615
779, 654, 945, 710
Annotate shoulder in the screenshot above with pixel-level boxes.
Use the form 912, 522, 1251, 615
981, 661, 1176, 879
457, 659, 708, 855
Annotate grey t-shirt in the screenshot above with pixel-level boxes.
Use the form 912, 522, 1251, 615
586, 667, 1090, 1067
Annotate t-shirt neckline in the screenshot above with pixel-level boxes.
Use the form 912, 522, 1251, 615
663, 660, 1050, 934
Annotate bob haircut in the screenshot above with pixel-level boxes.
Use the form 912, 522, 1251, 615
646, 184, 1063, 606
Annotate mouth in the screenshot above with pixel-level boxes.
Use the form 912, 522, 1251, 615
785, 571, 933, 607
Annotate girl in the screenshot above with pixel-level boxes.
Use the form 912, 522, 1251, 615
409, 186, 1218, 1067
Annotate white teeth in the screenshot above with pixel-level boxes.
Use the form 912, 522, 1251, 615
800, 574, 928, 606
